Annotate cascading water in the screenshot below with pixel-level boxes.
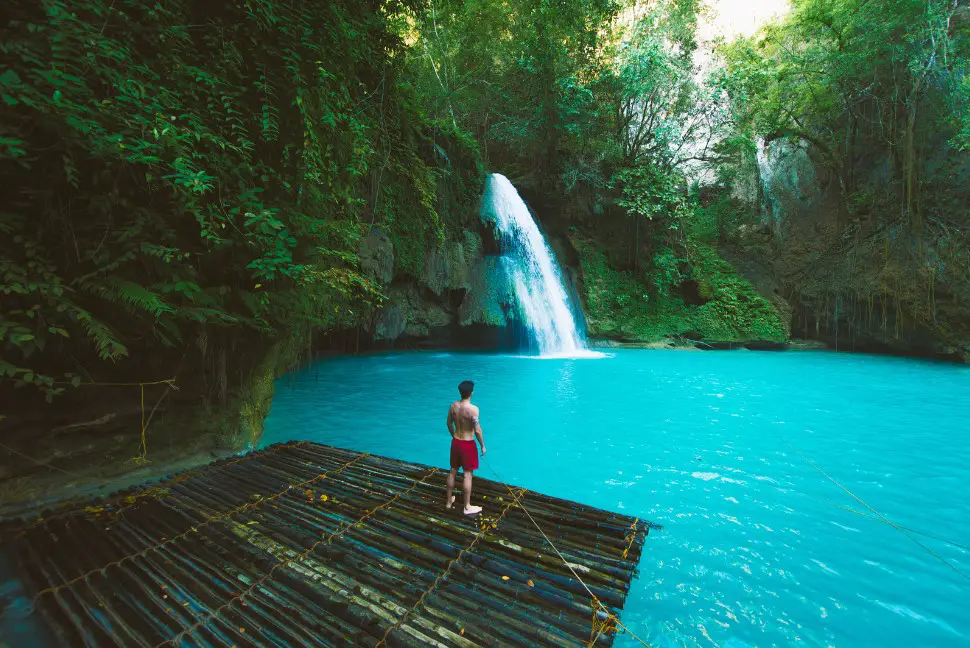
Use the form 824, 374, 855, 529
481, 173, 593, 357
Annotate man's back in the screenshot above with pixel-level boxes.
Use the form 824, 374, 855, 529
449, 400, 479, 440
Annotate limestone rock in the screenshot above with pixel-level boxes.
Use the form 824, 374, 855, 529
375, 305, 405, 341
756, 138, 821, 232
375, 282, 455, 342
423, 230, 483, 295
359, 228, 394, 287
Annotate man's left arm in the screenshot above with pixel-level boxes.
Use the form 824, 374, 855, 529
446, 406, 455, 438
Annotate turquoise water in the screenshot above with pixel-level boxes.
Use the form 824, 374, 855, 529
261, 350, 970, 647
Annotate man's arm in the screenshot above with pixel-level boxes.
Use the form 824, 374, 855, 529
446, 405, 455, 437
473, 407, 486, 455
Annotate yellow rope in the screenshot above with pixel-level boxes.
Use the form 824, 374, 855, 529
483, 458, 651, 647
32, 452, 368, 603
3, 377, 177, 464
622, 517, 639, 560
135, 382, 148, 463
780, 436, 970, 581
154, 466, 439, 648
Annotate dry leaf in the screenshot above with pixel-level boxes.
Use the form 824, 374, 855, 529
319, 494, 329, 502
459, 628, 465, 636
527, 579, 535, 587
501, 576, 510, 581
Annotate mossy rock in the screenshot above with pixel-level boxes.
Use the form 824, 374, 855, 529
571, 233, 788, 343
459, 257, 513, 327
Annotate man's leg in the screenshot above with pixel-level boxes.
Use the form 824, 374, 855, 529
445, 467, 457, 509
463, 469, 481, 514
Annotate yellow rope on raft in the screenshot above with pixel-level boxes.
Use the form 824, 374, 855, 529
31, 451, 368, 604
484, 457, 652, 647
375, 486, 527, 647
153, 466, 440, 648
622, 517, 639, 560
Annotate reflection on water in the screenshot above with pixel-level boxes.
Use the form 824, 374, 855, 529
263, 349, 970, 648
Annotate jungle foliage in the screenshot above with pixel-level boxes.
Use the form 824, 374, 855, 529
3, 0, 969, 406
1, 0, 480, 398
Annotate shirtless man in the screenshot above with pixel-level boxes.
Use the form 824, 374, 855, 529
445, 380, 486, 515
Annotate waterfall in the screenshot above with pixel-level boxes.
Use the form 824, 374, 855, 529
481, 173, 592, 357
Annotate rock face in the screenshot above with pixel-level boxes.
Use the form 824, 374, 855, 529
729, 138, 970, 361
755, 139, 823, 233
359, 228, 395, 286
361, 227, 517, 348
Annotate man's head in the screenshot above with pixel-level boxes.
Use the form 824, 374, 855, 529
458, 380, 474, 400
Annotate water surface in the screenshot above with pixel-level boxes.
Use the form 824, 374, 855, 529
262, 349, 970, 647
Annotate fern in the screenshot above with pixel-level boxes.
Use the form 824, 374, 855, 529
87, 278, 174, 318
71, 307, 127, 361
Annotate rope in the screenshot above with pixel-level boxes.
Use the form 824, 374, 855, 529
2, 377, 176, 464
136, 383, 147, 463
153, 466, 439, 648
31, 451, 368, 604
780, 436, 970, 581
483, 458, 652, 648
622, 517, 640, 560
374, 486, 527, 647
829, 503, 970, 551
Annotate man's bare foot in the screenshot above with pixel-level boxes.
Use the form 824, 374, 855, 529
446, 494, 456, 510
463, 505, 482, 515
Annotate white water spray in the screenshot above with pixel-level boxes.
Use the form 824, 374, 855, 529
482, 174, 594, 357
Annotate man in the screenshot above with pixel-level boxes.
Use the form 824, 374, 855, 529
445, 380, 486, 515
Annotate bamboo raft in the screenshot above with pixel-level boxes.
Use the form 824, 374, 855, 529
3, 442, 660, 647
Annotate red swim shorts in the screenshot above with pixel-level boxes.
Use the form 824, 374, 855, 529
450, 438, 479, 471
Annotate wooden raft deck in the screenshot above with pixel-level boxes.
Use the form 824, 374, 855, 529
3, 442, 659, 647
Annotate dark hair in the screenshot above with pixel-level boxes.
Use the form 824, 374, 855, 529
458, 380, 474, 399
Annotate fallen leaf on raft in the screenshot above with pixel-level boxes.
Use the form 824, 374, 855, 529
527, 580, 535, 587
319, 494, 329, 502
239, 628, 246, 633
460, 628, 465, 636
501, 576, 510, 581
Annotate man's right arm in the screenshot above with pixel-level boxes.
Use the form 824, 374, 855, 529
446, 405, 455, 437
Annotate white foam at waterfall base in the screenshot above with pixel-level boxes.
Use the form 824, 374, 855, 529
482, 173, 602, 358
